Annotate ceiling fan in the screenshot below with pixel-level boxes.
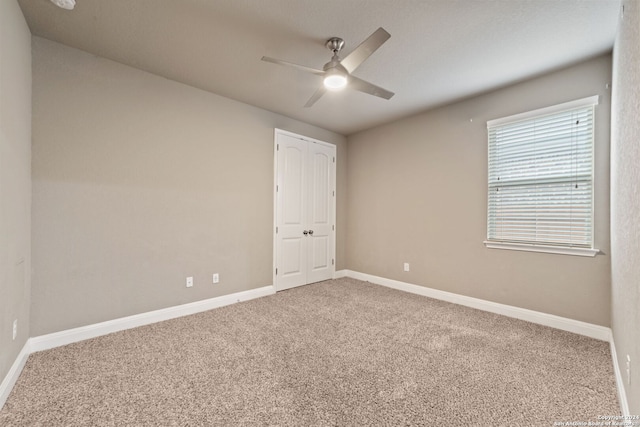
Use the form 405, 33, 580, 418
261, 27, 395, 107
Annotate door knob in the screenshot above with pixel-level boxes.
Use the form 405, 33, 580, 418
308, 230, 314, 235
303, 230, 308, 235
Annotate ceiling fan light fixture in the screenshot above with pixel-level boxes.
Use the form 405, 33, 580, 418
323, 72, 348, 91
50, 0, 75, 10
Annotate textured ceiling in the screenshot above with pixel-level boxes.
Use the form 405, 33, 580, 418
18, 0, 621, 135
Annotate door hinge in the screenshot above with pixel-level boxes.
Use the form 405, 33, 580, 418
332, 259, 334, 266
333, 190, 335, 197
276, 185, 279, 192
276, 226, 278, 234
333, 157, 335, 163
277, 144, 279, 151
332, 225, 335, 231
275, 268, 278, 275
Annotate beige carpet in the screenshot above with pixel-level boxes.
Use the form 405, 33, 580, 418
0, 278, 619, 426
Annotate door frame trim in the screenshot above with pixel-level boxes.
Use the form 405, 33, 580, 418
273, 128, 336, 291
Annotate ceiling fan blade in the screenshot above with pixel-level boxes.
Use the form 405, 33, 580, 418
304, 86, 326, 108
339, 27, 391, 74
349, 76, 395, 100
261, 56, 325, 76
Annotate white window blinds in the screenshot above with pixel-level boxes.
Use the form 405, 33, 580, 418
487, 96, 598, 249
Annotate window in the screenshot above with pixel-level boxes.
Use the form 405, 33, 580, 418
484, 96, 599, 257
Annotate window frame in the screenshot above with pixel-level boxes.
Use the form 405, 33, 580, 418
483, 96, 600, 257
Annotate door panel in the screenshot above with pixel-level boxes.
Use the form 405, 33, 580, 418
283, 146, 304, 225
281, 237, 303, 276
310, 151, 329, 224
310, 235, 329, 269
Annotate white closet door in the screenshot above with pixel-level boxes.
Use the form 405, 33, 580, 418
275, 133, 308, 291
274, 130, 336, 291
306, 142, 335, 284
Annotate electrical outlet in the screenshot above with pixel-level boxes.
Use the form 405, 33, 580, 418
12, 319, 17, 340
626, 355, 631, 386
186, 277, 193, 288
403, 262, 410, 272
212, 273, 219, 284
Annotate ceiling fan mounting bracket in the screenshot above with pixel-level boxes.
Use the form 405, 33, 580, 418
325, 37, 345, 54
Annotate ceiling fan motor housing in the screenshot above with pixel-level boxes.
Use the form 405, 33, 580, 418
323, 38, 348, 74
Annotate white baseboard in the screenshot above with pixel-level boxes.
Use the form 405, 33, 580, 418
343, 270, 611, 341
610, 338, 630, 416
30, 285, 275, 353
0, 341, 31, 410
334, 269, 348, 279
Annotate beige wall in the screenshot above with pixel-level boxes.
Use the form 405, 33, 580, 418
31, 38, 346, 336
347, 55, 612, 326
0, 0, 31, 385
611, 0, 640, 414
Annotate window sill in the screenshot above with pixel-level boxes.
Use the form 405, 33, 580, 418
483, 241, 600, 257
